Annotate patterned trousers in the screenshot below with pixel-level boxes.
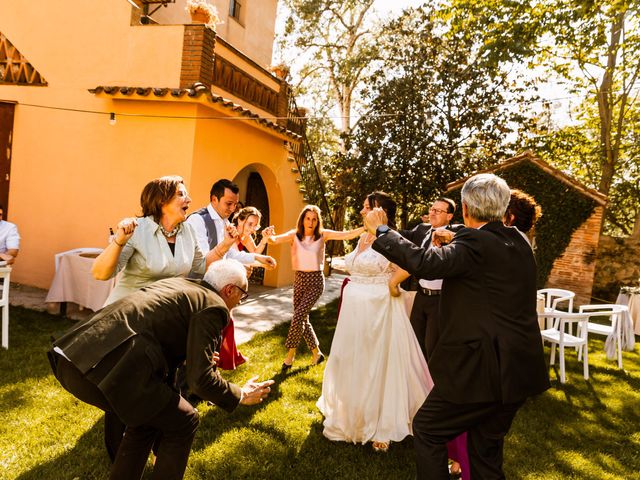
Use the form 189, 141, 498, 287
285, 270, 325, 350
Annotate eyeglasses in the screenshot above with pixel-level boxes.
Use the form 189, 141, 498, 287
429, 208, 449, 215
234, 285, 249, 303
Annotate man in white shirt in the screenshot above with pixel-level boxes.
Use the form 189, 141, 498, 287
399, 198, 463, 360
0, 204, 20, 265
186, 179, 275, 269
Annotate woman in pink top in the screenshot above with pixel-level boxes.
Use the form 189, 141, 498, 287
267, 205, 364, 371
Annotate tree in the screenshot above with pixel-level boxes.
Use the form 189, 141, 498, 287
447, 0, 640, 234
529, 102, 640, 236
348, 6, 531, 227
280, 0, 379, 137
278, 0, 382, 246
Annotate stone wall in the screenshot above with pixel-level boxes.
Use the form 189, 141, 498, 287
545, 207, 603, 305
592, 235, 640, 302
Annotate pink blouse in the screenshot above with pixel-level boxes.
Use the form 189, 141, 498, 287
292, 235, 325, 271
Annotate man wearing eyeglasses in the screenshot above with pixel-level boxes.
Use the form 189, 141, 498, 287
399, 198, 463, 360
47, 259, 274, 480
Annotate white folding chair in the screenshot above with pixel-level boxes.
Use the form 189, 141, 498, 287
577, 304, 624, 369
537, 288, 575, 329
54, 248, 103, 272
0, 266, 11, 349
538, 311, 590, 384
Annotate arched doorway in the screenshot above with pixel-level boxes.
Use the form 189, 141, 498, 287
237, 171, 270, 285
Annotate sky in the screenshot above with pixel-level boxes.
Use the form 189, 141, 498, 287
373, 0, 425, 14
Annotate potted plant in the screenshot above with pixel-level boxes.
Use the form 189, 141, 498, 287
271, 63, 290, 80
185, 0, 220, 28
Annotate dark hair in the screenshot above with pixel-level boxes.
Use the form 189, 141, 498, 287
210, 179, 239, 201
435, 197, 456, 214
505, 189, 542, 234
140, 175, 184, 222
232, 206, 262, 226
296, 205, 323, 240
367, 191, 397, 230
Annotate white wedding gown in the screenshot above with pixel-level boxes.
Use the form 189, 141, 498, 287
317, 242, 433, 444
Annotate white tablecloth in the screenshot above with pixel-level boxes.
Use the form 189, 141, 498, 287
616, 293, 640, 335
45, 251, 115, 311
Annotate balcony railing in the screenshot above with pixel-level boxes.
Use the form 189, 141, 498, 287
212, 56, 279, 116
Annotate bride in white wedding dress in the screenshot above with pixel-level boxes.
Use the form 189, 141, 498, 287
317, 192, 433, 452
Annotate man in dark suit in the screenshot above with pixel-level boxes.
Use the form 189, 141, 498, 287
48, 259, 274, 480
399, 197, 463, 360
366, 174, 549, 479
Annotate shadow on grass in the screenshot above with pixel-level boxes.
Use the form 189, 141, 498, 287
0, 307, 71, 387
14, 418, 111, 480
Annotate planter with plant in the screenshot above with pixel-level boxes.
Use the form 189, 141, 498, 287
185, 0, 220, 28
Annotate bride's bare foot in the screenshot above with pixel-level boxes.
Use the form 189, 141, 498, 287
372, 441, 390, 452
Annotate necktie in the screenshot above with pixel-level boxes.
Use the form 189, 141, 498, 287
421, 229, 433, 249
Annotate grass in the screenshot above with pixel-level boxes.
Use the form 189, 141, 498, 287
0, 303, 639, 479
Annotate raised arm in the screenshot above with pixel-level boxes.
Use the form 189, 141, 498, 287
250, 225, 275, 254
322, 226, 365, 242
266, 229, 296, 245
92, 217, 137, 280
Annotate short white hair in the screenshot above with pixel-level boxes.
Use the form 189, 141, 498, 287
461, 173, 511, 222
203, 259, 248, 292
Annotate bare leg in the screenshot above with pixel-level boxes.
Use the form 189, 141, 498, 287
283, 348, 296, 366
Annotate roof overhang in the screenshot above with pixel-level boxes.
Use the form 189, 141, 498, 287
89, 85, 301, 142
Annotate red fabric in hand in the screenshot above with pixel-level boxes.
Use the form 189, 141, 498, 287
217, 316, 247, 370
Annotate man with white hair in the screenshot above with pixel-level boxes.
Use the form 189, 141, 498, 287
47, 259, 274, 480
365, 173, 549, 480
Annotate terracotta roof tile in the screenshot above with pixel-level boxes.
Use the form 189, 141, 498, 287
89, 85, 299, 139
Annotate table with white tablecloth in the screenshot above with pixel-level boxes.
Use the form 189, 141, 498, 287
45, 251, 115, 312
615, 292, 640, 336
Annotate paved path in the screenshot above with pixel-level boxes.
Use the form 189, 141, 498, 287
8, 271, 347, 345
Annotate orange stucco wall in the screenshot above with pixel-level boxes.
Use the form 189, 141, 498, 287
0, 0, 303, 289
189, 104, 300, 285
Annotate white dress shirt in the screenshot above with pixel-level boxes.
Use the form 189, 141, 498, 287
185, 204, 255, 264
0, 220, 20, 253
418, 226, 444, 291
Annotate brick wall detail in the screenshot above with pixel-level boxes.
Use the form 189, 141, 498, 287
180, 25, 216, 89
545, 206, 603, 305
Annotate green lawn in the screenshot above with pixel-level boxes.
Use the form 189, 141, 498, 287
1, 303, 639, 480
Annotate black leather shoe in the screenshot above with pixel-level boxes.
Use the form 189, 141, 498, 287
313, 353, 325, 365
281, 362, 293, 373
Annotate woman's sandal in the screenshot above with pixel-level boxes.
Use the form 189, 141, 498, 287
372, 441, 390, 452
312, 353, 325, 365
281, 361, 293, 373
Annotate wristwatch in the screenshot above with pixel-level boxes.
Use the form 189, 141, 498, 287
375, 225, 391, 237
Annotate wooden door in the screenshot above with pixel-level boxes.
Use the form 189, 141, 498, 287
245, 172, 269, 285
0, 102, 14, 217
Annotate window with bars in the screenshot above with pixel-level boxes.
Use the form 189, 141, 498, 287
229, 0, 242, 21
